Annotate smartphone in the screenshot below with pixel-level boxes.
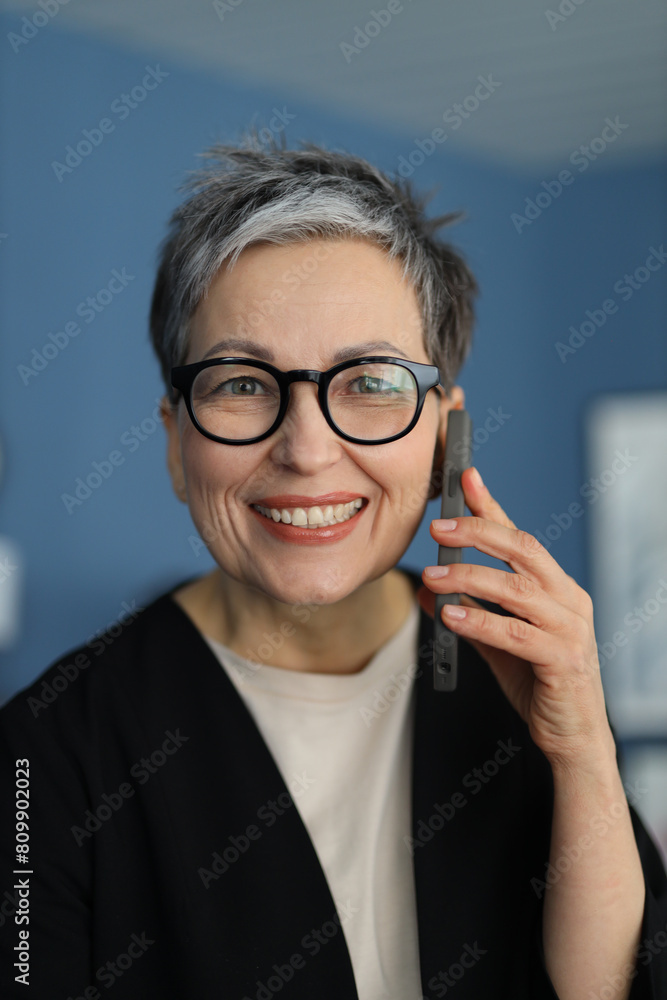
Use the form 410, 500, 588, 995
433, 408, 472, 692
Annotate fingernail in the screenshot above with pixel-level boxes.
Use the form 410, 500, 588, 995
469, 467, 483, 489
443, 605, 467, 619
424, 565, 450, 578
432, 519, 457, 531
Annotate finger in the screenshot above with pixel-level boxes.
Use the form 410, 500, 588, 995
416, 587, 515, 678
422, 562, 573, 635
457, 594, 531, 675
418, 586, 514, 671
418, 587, 538, 712
461, 467, 516, 529
429, 516, 583, 613
437, 602, 582, 673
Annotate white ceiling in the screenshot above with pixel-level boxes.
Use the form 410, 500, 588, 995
3, 0, 666, 171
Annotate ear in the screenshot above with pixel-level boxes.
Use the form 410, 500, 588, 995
160, 395, 187, 503
427, 385, 465, 501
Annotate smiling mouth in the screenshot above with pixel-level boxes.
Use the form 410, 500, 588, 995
251, 498, 365, 528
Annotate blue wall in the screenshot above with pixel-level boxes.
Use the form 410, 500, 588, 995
1, 14, 665, 702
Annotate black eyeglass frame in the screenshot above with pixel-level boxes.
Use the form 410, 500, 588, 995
170, 356, 448, 446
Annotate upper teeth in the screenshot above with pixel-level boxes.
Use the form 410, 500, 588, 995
253, 498, 363, 527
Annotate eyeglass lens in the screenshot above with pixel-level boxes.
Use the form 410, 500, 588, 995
189, 362, 419, 441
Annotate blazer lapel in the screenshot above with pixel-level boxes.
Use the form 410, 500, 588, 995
145, 589, 360, 999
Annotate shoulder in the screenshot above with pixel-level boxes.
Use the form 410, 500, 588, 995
0, 577, 200, 742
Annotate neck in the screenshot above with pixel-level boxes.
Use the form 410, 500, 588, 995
173, 566, 417, 675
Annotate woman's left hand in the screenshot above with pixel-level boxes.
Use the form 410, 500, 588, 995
418, 466, 616, 770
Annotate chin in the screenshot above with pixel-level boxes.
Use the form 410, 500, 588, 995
246, 563, 361, 608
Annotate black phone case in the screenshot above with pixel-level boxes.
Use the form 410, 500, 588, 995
433, 409, 472, 691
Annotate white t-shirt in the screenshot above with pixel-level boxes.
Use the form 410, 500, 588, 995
202, 600, 423, 1000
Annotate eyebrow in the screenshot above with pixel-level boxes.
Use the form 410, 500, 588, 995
201, 338, 411, 364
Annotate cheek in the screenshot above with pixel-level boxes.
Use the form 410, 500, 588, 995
179, 438, 261, 561
371, 434, 436, 521
180, 431, 254, 512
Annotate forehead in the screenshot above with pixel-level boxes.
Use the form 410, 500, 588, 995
185, 237, 426, 364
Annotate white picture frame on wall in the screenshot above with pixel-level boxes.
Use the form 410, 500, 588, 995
585, 391, 667, 738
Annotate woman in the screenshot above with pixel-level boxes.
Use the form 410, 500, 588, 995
1, 136, 666, 1000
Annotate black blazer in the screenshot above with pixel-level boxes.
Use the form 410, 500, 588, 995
1, 568, 666, 999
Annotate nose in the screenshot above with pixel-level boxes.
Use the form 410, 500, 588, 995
268, 381, 343, 470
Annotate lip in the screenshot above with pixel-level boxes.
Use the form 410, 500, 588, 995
251, 493, 367, 508
249, 500, 367, 546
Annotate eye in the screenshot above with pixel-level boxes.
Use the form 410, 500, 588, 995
220, 377, 267, 395
191, 364, 280, 408
204, 376, 271, 397
348, 373, 411, 396
349, 375, 396, 394
356, 376, 381, 393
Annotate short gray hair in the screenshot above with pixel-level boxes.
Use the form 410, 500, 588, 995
150, 130, 478, 403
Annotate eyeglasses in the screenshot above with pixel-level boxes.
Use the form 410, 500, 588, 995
170, 356, 446, 446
